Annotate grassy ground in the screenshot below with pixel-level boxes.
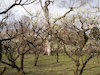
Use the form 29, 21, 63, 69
0, 54, 100, 75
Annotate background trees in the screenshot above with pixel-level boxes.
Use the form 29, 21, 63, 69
0, 0, 100, 75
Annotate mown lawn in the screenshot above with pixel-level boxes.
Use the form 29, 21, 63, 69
0, 54, 100, 75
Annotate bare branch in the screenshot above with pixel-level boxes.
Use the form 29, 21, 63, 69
53, 7, 73, 23
0, 3, 20, 14
0, 0, 37, 14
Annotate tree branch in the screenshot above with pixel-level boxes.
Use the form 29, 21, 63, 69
0, 0, 37, 14
0, 3, 20, 14
0, 67, 6, 75
53, 7, 73, 23
79, 54, 94, 75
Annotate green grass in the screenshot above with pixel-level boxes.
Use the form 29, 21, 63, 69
0, 54, 100, 75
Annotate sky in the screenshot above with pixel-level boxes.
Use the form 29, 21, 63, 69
0, 0, 100, 21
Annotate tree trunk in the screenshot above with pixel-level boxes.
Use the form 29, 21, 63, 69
80, 55, 84, 65
74, 57, 80, 75
0, 42, 2, 60
34, 51, 40, 66
79, 55, 94, 75
17, 69, 25, 75
56, 49, 59, 63
20, 54, 24, 71
46, 40, 51, 56
0, 67, 6, 75
74, 63, 79, 75
17, 54, 25, 75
